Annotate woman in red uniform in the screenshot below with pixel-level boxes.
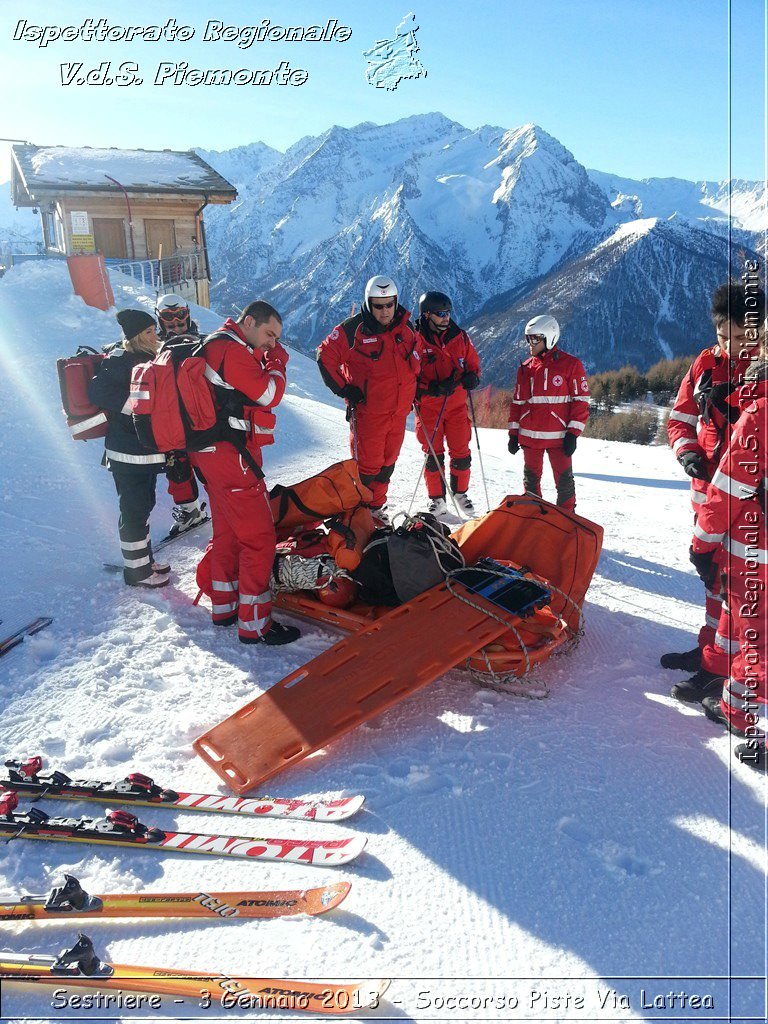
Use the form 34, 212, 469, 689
507, 315, 590, 511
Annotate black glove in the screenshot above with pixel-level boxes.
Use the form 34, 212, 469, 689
427, 377, 456, 397
165, 451, 192, 484
705, 382, 739, 424
508, 436, 520, 455
562, 433, 577, 457
689, 547, 717, 588
678, 451, 709, 480
340, 384, 365, 407
460, 371, 480, 391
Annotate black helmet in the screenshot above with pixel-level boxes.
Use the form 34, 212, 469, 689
419, 291, 452, 316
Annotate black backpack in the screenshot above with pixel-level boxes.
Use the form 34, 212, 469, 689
352, 514, 463, 606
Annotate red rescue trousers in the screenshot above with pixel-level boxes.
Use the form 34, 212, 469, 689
191, 445, 275, 642
521, 446, 576, 512
698, 552, 733, 677
717, 568, 767, 741
415, 397, 472, 498
352, 406, 410, 508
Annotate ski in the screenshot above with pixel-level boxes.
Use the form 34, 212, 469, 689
158, 511, 211, 548
103, 512, 211, 572
0, 618, 53, 658
0, 873, 351, 921
0, 795, 366, 867
1, 757, 365, 822
0, 934, 389, 1016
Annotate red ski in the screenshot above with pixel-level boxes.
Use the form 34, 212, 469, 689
0, 794, 365, 867
2, 757, 364, 822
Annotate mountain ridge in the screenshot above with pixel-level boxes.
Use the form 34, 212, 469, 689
195, 113, 762, 377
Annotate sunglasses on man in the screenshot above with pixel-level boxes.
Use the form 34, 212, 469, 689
370, 300, 396, 310
430, 310, 451, 318
525, 334, 546, 344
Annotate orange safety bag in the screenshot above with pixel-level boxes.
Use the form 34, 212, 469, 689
269, 460, 373, 539
326, 506, 377, 570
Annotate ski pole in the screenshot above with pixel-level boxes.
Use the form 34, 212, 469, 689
350, 405, 359, 462
422, 414, 465, 519
406, 394, 449, 515
468, 390, 491, 513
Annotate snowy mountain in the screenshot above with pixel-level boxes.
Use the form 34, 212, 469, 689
588, 168, 767, 232
199, 115, 620, 343
195, 114, 762, 377
1, 259, 766, 1021
196, 141, 281, 192
471, 216, 761, 377
2, 114, 762, 376
0, 182, 40, 255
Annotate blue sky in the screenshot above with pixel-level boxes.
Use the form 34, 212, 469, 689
0, 0, 764, 184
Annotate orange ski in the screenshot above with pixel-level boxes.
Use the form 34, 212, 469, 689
0, 934, 388, 1016
0, 874, 350, 921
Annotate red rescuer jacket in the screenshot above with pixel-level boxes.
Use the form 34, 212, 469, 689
317, 306, 421, 415
416, 318, 481, 408
202, 318, 288, 465
508, 347, 590, 449
667, 345, 754, 505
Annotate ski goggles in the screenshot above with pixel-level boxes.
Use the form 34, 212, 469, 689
430, 310, 451, 318
525, 334, 546, 344
370, 300, 396, 310
158, 308, 189, 324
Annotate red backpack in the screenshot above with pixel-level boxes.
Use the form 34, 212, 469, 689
56, 346, 108, 441
129, 332, 274, 478
130, 339, 221, 453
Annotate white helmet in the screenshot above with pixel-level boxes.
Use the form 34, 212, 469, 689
156, 293, 189, 313
364, 275, 398, 313
525, 314, 560, 350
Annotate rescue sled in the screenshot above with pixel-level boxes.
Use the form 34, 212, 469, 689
275, 494, 602, 676
194, 496, 602, 794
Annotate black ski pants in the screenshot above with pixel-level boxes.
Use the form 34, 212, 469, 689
111, 463, 159, 584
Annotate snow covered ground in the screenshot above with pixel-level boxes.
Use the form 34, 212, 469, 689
0, 261, 765, 1023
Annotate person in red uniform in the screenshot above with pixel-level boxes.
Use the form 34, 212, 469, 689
414, 290, 481, 518
155, 293, 207, 537
316, 275, 421, 523
190, 300, 300, 646
507, 314, 590, 512
664, 283, 765, 701
689, 356, 767, 768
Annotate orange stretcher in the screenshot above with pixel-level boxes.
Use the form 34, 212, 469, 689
195, 580, 532, 794
194, 496, 603, 793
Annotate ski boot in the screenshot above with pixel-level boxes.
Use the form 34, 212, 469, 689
660, 647, 701, 672
452, 492, 476, 518
427, 496, 449, 519
700, 695, 748, 737
127, 572, 170, 589
241, 621, 301, 647
670, 669, 725, 704
169, 500, 208, 538
368, 505, 390, 527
